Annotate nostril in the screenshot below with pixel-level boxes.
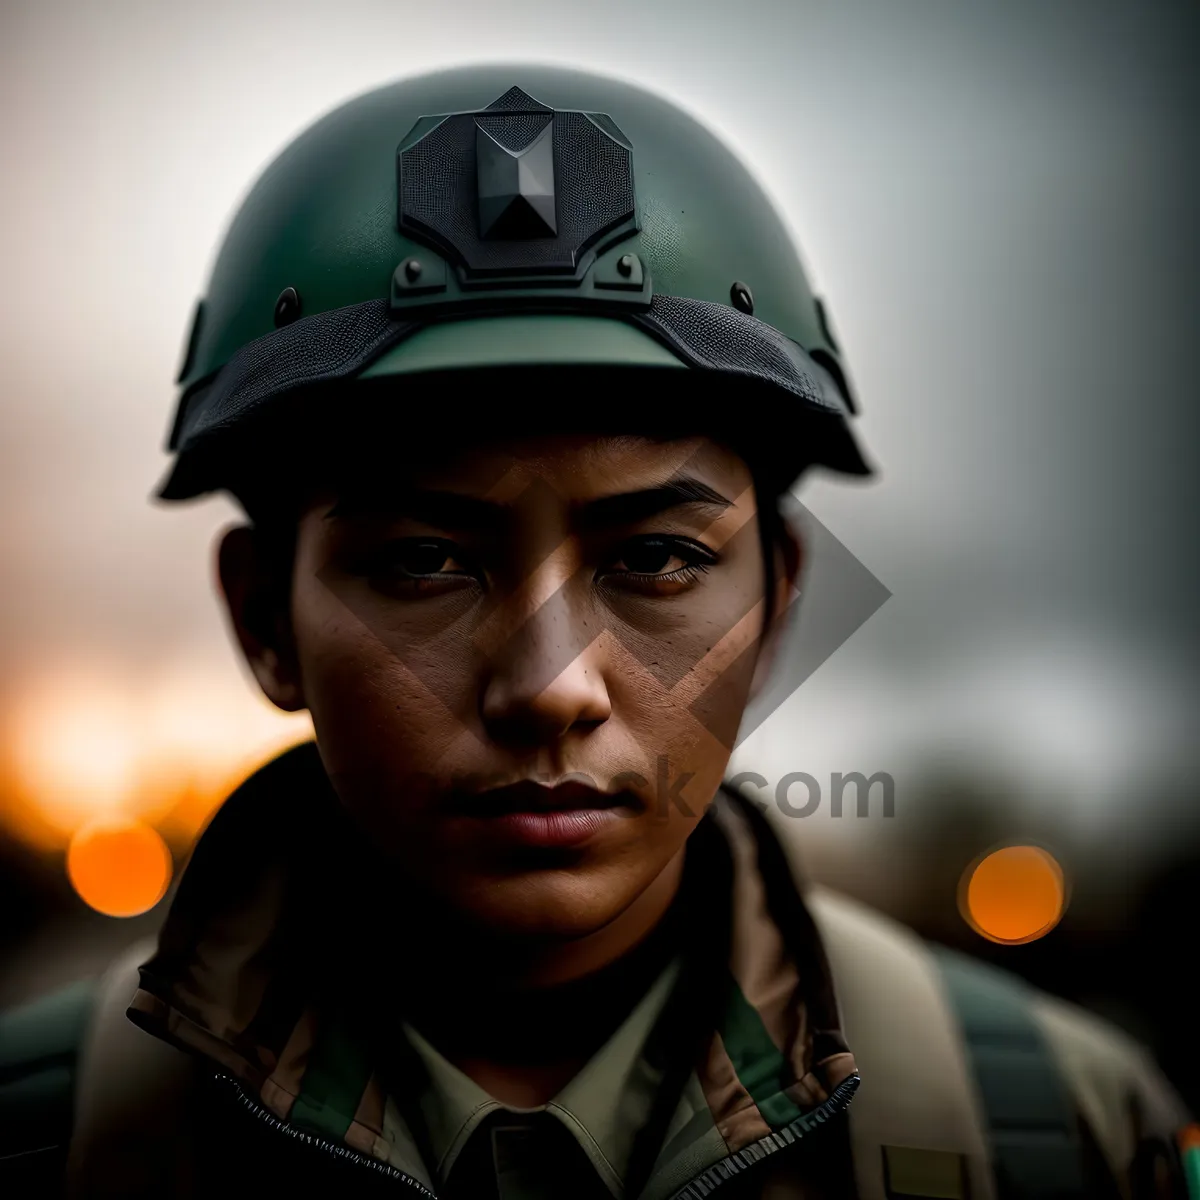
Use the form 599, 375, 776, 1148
481, 669, 612, 748
482, 698, 609, 748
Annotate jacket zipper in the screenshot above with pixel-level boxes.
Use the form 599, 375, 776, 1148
214, 1072, 437, 1197
216, 1070, 859, 1199
666, 1074, 861, 1200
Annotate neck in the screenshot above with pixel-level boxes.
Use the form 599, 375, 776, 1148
388, 851, 688, 1102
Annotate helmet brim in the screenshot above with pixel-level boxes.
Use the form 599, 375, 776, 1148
155, 307, 873, 501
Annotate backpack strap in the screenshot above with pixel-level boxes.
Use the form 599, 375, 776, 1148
929, 946, 1090, 1199
804, 886, 998, 1200
66, 935, 204, 1199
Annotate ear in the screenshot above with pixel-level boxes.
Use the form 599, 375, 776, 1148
749, 519, 804, 701
216, 525, 306, 712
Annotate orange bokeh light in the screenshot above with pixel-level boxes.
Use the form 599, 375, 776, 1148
66, 817, 173, 917
1, 664, 314, 852
961, 844, 1067, 944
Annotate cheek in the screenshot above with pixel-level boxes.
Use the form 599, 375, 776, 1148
600, 581, 765, 820
288, 573, 483, 817
611, 651, 758, 820
609, 561, 765, 764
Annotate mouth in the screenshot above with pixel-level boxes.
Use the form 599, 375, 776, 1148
447, 781, 636, 849
451, 780, 630, 816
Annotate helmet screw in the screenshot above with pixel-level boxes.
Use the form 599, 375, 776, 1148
730, 281, 754, 315
273, 286, 301, 328
403, 258, 423, 282
617, 254, 635, 277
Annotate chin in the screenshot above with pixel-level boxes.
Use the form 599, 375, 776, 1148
448, 867, 635, 941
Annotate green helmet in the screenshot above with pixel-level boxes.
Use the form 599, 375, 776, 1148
158, 64, 872, 500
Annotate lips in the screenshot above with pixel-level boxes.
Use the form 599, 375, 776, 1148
452, 780, 628, 817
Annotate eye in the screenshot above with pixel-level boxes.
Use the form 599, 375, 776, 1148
364, 538, 476, 582
600, 536, 718, 594
394, 539, 466, 576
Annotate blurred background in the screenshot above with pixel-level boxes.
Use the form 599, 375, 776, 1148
1, 0, 1197, 1111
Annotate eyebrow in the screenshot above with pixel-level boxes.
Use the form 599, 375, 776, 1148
324, 475, 734, 530
575, 477, 734, 529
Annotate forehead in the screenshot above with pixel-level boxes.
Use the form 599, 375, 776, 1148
308, 432, 756, 511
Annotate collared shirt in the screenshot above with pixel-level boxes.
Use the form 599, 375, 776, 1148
399, 955, 682, 1198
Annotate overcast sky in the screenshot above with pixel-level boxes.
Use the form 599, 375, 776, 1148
1, 0, 1197, 870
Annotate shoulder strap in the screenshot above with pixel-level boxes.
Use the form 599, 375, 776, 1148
929, 946, 1091, 1199
803, 886, 997, 1200
66, 935, 204, 1200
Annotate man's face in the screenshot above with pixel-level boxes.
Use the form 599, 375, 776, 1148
243, 433, 784, 939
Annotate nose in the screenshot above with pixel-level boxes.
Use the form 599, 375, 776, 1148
479, 584, 612, 746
